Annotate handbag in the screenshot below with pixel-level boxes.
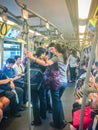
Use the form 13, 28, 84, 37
44, 62, 60, 90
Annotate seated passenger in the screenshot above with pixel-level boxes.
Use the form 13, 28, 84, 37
0, 71, 24, 117
0, 77, 21, 117
13, 55, 25, 77
92, 61, 98, 77
70, 73, 98, 130
2, 58, 25, 111
13, 55, 27, 105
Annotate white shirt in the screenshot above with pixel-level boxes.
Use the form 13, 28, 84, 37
13, 64, 24, 75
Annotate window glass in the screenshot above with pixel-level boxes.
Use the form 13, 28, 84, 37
3, 41, 21, 64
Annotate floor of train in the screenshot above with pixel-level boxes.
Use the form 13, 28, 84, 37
0, 82, 75, 130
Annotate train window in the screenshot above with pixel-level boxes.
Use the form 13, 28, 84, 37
3, 41, 21, 64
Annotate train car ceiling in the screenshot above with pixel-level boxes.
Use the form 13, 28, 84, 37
0, 0, 98, 48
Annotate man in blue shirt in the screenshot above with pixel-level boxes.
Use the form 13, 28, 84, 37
2, 58, 24, 111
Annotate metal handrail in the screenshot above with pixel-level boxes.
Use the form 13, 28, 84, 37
15, 0, 61, 32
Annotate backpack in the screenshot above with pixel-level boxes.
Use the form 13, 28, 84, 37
24, 68, 43, 90
44, 62, 60, 90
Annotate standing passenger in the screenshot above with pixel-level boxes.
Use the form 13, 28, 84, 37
69, 49, 78, 82
24, 47, 46, 126
25, 43, 68, 129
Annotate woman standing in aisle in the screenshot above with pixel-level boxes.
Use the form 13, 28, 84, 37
25, 43, 68, 129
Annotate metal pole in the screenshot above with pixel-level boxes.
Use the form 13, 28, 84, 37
24, 20, 32, 130
79, 21, 98, 130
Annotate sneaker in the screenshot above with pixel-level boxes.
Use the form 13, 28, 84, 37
12, 112, 21, 117
18, 107, 25, 111
31, 121, 42, 126
58, 122, 67, 129
24, 102, 32, 108
48, 109, 52, 113
50, 121, 67, 129
49, 122, 59, 129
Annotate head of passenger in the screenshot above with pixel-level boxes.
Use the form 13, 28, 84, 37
95, 61, 98, 70
49, 43, 68, 64
48, 42, 56, 54
35, 47, 46, 59
14, 55, 22, 65
30, 47, 46, 67
95, 74, 98, 83
6, 58, 15, 69
71, 49, 77, 57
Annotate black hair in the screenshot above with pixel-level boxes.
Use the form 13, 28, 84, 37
35, 47, 46, 57
14, 55, 21, 61
6, 58, 15, 64
48, 42, 55, 47
95, 61, 98, 67
95, 74, 98, 83
55, 43, 68, 64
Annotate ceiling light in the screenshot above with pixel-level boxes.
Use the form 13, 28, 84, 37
79, 25, 86, 33
79, 35, 84, 39
78, 0, 92, 19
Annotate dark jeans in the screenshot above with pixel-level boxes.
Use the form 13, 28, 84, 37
14, 82, 28, 104
4, 87, 23, 114
31, 85, 46, 123
46, 88, 52, 110
50, 82, 67, 127
69, 67, 76, 81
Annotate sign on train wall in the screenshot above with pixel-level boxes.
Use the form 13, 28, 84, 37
94, 6, 98, 19
0, 38, 3, 69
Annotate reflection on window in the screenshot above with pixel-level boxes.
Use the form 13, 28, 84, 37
3, 41, 21, 64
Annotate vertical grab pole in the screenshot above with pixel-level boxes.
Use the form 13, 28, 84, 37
79, 21, 98, 130
24, 20, 32, 130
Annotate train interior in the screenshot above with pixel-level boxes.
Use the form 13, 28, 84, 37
0, 0, 98, 130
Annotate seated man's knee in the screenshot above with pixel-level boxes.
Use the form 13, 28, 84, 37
0, 96, 10, 109
0, 102, 3, 109
0, 109, 3, 122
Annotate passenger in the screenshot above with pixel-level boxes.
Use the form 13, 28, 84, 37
25, 43, 68, 129
68, 49, 78, 82
13, 55, 25, 76
24, 47, 46, 126
45, 44, 55, 113
13, 55, 28, 105
78, 60, 87, 77
2, 58, 25, 111
92, 61, 98, 77
0, 75, 22, 117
